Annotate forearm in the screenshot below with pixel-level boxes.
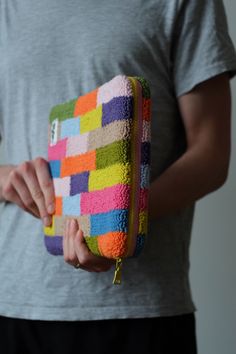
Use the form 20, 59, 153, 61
0, 165, 16, 202
148, 145, 229, 220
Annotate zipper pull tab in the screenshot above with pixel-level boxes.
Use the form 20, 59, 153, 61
113, 258, 122, 285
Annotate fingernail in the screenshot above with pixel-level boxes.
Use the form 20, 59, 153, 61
43, 216, 52, 227
47, 203, 55, 214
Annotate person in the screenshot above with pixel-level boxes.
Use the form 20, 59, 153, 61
0, 0, 236, 353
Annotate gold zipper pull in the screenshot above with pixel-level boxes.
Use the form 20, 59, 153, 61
113, 258, 122, 285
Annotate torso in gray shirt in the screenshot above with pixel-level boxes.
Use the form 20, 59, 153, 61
0, 0, 235, 320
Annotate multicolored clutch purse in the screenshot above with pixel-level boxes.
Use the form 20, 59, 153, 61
44, 75, 151, 283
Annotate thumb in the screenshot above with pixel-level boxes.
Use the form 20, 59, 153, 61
73, 222, 90, 255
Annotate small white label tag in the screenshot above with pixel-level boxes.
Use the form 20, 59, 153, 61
50, 119, 58, 146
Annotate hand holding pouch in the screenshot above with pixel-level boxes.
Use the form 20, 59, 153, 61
44, 75, 151, 284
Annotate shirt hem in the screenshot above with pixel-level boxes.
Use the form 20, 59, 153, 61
0, 302, 197, 321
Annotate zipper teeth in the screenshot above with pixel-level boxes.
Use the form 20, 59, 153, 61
126, 77, 142, 257
131, 80, 142, 255
132, 80, 142, 252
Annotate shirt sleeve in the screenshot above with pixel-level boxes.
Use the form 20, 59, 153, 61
171, 0, 236, 97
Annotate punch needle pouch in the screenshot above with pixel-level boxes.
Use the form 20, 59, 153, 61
44, 74, 151, 284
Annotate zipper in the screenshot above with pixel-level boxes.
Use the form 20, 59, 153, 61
112, 77, 143, 285
127, 77, 142, 256
113, 258, 123, 285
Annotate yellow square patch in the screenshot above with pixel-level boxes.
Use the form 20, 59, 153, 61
80, 105, 102, 133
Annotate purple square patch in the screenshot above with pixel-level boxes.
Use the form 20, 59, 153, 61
70, 172, 89, 195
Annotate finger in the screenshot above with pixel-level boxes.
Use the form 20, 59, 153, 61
34, 158, 55, 215
24, 206, 40, 218
2, 175, 40, 218
68, 219, 78, 263
63, 219, 70, 261
3, 182, 38, 217
19, 161, 51, 226
73, 222, 113, 272
70, 219, 93, 270
63, 219, 71, 259
73, 220, 90, 259
63, 219, 78, 266
9, 169, 40, 217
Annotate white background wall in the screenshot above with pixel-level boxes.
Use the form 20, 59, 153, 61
190, 1, 236, 353
0, 1, 235, 353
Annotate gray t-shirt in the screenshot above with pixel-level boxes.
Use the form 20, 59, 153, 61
0, 0, 236, 321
